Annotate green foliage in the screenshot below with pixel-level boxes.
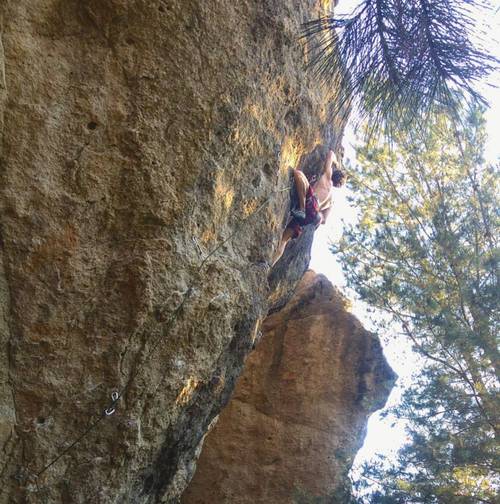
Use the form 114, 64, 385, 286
302, 0, 499, 139
336, 107, 499, 503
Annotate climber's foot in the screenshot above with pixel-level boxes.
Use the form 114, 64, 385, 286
291, 208, 306, 222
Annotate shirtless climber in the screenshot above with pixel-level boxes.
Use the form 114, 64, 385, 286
272, 149, 346, 266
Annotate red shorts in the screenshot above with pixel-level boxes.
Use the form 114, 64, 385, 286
289, 186, 320, 238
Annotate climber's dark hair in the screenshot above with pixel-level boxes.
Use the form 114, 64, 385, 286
332, 169, 346, 188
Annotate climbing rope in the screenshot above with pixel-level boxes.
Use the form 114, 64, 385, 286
34, 288, 193, 479
28, 183, 291, 483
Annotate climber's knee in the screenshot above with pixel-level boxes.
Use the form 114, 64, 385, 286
293, 169, 309, 191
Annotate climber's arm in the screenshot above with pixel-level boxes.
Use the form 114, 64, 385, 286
323, 150, 335, 180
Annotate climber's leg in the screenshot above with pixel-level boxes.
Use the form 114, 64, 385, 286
293, 169, 309, 212
272, 225, 297, 266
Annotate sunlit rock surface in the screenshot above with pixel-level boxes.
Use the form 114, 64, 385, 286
0, 1, 346, 502
182, 271, 396, 503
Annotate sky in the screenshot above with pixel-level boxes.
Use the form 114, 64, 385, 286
309, 0, 500, 488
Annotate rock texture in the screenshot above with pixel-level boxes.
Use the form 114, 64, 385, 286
182, 271, 396, 504
0, 1, 346, 503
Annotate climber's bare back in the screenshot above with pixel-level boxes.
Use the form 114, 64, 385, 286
312, 150, 337, 209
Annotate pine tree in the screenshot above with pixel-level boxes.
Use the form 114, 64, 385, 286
336, 107, 499, 503
302, 0, 499, 139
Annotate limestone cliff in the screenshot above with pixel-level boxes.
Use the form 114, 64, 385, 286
0, 1, 346, 503
182, 272, 396, 504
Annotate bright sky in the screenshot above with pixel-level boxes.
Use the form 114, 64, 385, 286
309, 0, 500, 489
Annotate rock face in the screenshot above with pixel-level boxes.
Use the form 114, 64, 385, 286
182, 271, 396, 504
0, 1, 346, 503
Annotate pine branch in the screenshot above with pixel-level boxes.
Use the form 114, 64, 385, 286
302, 0, 499, 139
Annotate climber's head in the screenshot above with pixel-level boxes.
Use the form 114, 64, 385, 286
332, 169, 346, 188
330, 151, 346, 187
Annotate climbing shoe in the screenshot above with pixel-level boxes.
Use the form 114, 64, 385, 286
291, 208, 306, 223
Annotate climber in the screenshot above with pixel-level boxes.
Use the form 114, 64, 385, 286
271, 149, 346, 266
